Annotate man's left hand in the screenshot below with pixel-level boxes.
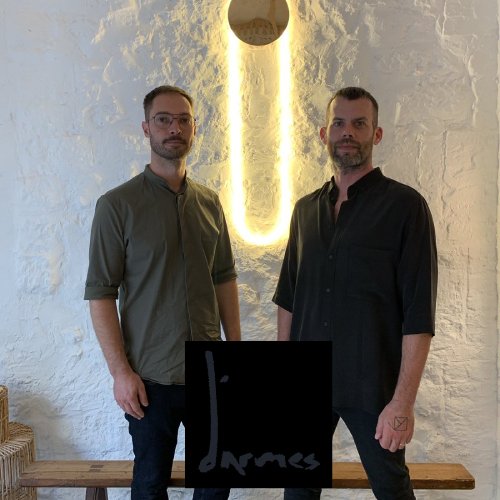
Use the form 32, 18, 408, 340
375, 400, 414, 452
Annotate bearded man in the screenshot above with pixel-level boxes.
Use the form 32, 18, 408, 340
273, 87, 437, 500
85, 86, 240, 500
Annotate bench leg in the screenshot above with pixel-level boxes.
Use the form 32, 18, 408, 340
85, 487, 108, 500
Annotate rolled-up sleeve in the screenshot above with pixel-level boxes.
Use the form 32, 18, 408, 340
211, 201, 237, 285
84, 196, 125, 300
272, 209, 298, 313
398, 196, 438, 335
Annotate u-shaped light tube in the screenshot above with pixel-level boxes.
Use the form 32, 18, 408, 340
227, 16, 293, 246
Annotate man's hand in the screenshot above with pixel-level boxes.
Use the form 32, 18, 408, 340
113, 369, 149, 420
374, 400, 414, 452
89, 299, 149, 420
375, 333, 431, 452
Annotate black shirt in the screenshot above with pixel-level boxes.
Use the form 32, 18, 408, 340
273, 168, 437, 414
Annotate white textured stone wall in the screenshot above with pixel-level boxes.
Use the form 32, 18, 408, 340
1, 1, 498, 499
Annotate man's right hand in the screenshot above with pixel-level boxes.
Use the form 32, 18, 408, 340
113, 369, 149, 419
89, 300, 149, 420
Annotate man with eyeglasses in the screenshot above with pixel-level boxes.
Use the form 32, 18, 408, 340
85, 85, 239, 500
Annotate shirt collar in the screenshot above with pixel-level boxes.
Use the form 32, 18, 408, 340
328, 167, 383, 203
144, 164, 188, 194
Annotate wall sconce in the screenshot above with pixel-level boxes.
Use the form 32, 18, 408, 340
228, 0, 289, 45
227, 0, 293, 246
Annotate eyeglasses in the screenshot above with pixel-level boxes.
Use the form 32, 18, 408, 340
148, 113, 196, 129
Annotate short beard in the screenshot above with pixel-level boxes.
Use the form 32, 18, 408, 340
150, 137, 192, 161
329, 140, 370, 173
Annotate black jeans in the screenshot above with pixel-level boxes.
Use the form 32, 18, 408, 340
126, 381, 230, 500
284, 407, 415, 500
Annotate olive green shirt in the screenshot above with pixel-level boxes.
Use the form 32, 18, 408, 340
84, 166, 237, 384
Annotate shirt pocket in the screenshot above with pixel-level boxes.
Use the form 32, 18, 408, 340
347, 245, 396, 303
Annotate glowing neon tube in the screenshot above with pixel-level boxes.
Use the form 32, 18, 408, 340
227, 18, 293, 246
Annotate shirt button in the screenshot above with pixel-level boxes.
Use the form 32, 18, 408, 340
326, 288, 331, 293
328, 255, 333, 260
323, 321, 328, 327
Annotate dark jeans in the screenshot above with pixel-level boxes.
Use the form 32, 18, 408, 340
126, 381, 230, 500
284, 407, 415, 500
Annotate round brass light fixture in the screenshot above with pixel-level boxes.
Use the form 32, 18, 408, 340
228, 0, 289, 46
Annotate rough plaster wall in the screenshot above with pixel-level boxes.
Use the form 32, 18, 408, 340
0, 0, 498, 499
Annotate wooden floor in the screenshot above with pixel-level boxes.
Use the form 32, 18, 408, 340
19, 460, 475, 490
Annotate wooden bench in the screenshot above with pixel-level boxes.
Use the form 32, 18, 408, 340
19, 460, 475, 499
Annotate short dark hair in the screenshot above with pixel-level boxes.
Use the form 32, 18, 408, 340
326, 87, 379, 127
143, 85, 194, 120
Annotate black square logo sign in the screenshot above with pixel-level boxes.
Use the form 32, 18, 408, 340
185, 341, 332, 488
